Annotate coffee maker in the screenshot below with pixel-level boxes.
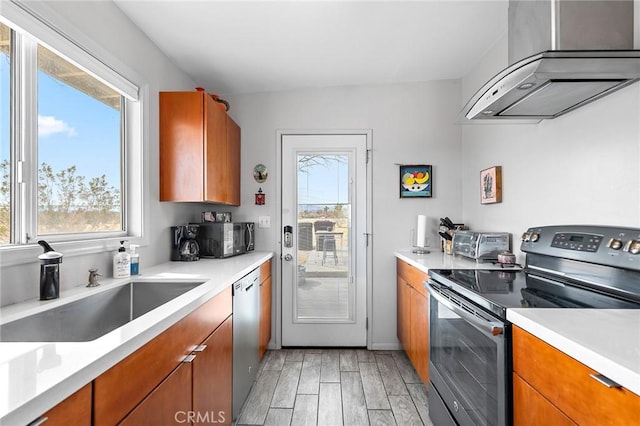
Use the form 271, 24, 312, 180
171, 225, 200, 261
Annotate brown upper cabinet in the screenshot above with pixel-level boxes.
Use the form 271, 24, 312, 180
160, 91, 241, 205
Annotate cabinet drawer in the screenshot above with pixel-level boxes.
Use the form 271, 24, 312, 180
513, 373, 575, 426
38, 383, 92, 426
513, 326, 640, 426
119, 362, 192, 426
397, 259, 429, 296
260, 259, 272, 281
94, 286, 232, 426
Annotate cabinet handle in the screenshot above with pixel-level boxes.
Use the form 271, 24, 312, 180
28, 417, 48, 426
182, 354, 196, 363
193, 345, 207, 352
589, 373, 621, 388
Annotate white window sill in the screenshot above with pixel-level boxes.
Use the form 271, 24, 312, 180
0, 236, 147, 268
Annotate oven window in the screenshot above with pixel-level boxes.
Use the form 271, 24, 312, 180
430, 296, 503, 426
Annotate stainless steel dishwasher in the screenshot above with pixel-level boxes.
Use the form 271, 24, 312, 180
232, 268, 260, 421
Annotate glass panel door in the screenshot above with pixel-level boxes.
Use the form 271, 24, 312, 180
296, 153, 350, 320
281, 134, 367, 347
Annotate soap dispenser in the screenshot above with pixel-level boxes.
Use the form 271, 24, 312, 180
129, 244, 140, 276
113, 240, 131, 278
38, 240, 63, 300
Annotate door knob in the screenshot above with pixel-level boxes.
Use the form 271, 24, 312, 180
284, 254, 293, 261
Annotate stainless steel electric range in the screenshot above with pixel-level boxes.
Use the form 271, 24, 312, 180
426, 225, 640, 426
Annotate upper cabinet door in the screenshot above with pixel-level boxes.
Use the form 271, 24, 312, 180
160, 91, 241, 205
204, 95, 228, 203
225, 116, 241, 206
159, 91, 205, 201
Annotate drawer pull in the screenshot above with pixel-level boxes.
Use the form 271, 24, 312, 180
182, 354, 196, 363
589, 373, 621, 388
193, 344, 207, 352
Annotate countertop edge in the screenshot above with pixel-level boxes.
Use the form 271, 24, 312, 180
394, 249, 517, 274
0, 252, 273, 425
507, 309, 640, 396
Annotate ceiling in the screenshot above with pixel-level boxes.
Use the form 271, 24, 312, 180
114, 1, 508, 95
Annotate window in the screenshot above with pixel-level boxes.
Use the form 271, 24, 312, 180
0, 5, 142, 254
37, 45, 123, 236
1, 23, 10, 245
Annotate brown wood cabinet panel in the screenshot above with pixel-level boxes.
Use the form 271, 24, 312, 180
410, 288, 429, 384
94, 287, 232, 426
225, 116, 241, 206
396, 259, 429, 296
193, 315, 233, 426
159, 92, 204, 201
513, 326, 640, 426
396, 276, 411, 352
397, 259, 429, 384
204, 96, 228, 203
119, 362, 192, 426
259, 275, 272, 359
159, 91, 240, 205
38, 383, 91, 426
260, 259, 272, 281
513, 373, 576, 426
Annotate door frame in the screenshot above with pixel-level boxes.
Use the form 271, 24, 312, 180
274, 129, 373, 349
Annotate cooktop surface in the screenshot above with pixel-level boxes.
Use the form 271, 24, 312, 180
428, 268, 640, 319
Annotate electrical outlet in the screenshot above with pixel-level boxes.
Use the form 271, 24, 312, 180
258, 216, 271, 228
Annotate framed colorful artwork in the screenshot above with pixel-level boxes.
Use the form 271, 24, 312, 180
480, 166, 502, 204
400, 165, 432, 198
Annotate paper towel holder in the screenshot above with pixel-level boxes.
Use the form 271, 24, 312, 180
411, 214, 430, 254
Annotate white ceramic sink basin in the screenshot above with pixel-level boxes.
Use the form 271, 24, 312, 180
0, 281, 205, 342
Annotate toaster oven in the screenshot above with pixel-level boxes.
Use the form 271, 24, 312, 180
452, 231, 510, 262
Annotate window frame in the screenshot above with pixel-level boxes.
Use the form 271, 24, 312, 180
0, 1, 148, 266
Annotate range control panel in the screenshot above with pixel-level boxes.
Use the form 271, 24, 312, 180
550, 232, 603, 252
521, 225, 640, 271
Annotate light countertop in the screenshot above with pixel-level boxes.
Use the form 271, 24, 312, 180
508, 309, 640, 396
394, 249, 519, 273
0, 252, 273, 425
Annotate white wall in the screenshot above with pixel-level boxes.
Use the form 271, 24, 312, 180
459, 10, 640, 263
461, 86, 640, 263
0, 1, 206, 306
225, 80, 462, 349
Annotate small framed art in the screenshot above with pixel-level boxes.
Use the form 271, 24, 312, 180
480, 166, 502, 204
400, 165, 432, 198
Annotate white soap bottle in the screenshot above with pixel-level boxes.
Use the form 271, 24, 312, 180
113, 240, 131, 278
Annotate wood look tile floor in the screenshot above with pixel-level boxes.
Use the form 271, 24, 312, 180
236, 349, 434, 426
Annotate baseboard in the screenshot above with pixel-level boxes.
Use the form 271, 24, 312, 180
368, 342, 403, 350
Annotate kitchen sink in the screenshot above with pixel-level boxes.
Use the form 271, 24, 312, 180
0, 281, 205, 342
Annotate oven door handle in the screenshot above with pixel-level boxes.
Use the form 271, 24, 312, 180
427, 281, 505, 338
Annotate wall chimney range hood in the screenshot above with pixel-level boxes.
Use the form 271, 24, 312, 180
462, 0, 640, 122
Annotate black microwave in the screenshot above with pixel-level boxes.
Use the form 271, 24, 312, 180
196, 222, 255, 258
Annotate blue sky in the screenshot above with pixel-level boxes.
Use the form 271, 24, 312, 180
1, 55, 120, 189
297, 154, 348, 206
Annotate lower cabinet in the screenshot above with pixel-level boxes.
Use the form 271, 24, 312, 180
34, 383, 92, 426
259, 259, 273, 360
409, 286, 429, 383
119, 362, 193, 425
193, 316, 233, 424
396, 259, 429, 384
513, 325, 640, 426
94, 286, 233, 425
512, 373, 575, 426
